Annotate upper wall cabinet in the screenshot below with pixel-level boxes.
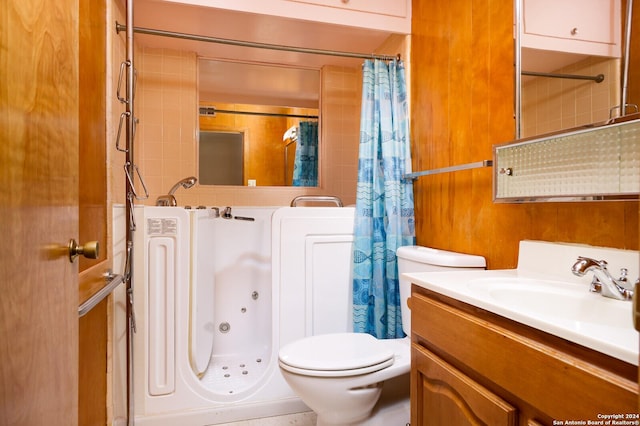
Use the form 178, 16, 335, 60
285, 0, 409, 19
156, 0, 411, 33
521, 0, 620, 57
134, 0, 409, 73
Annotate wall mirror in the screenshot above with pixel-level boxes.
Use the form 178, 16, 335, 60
132, 0, 397, 187
198, 59, 320, 186
514, 0, 638, 139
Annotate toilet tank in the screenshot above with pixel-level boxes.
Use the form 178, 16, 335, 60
396, 246, 486, 335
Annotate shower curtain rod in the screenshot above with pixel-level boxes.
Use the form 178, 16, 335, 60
522, 70, 605, 83
200, 106, 318, 119
115, 22, 399, 61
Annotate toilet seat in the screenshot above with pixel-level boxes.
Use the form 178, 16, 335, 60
279, 333, 395, 377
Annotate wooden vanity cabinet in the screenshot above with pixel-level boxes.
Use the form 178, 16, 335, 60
413, 344, 518, 425
410, 285, 638, 426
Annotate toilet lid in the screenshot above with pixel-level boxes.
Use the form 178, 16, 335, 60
279, 333, 394, 377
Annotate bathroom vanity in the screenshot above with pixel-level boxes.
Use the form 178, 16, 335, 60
410, 287, 637, 425
405, 241, 639, 425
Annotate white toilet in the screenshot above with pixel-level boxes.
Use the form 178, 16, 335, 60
278, 245, 486, 426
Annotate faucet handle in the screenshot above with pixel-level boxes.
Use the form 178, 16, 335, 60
589, 276, 602, 293
618, 268, 629, 282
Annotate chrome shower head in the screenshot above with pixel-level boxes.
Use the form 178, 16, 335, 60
168, 176, 197, 195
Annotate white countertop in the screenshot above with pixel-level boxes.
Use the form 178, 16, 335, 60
405, 268, 639, 365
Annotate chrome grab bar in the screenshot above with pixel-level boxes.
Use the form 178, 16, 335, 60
78, 271, 125, 317
124, 162, 149, 201
290, 195, 344, 207
403, 160, 493, 180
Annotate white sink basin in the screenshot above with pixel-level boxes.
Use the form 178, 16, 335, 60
466, 277, 632, 329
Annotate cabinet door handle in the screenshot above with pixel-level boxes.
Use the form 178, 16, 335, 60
571, 27, 579, 36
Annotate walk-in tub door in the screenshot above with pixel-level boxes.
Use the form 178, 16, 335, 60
134, 207, 191, 400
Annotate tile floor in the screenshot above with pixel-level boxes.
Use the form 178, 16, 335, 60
217, 411, 317, 426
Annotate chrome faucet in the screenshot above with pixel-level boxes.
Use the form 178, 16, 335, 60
571, 256, 634, 301
156, 176, 197, 206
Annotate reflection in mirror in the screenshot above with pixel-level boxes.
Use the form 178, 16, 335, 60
198, 59, 320, 186
520, 52, 620, 138
515, 0, 638, 139
199, 131, 244, 185
198, 104, 319, 186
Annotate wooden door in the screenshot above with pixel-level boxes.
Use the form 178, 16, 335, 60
0, 1, 80, 425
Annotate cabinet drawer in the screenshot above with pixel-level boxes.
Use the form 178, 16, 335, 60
412, 343, 517, 425
411, 290, 637, 420
286, 0, 408, 18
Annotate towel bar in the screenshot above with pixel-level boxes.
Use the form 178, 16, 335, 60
78, 272, 125, 317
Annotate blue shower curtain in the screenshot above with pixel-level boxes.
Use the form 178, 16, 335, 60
292, 121, 318, 186
352, 59, 415, 339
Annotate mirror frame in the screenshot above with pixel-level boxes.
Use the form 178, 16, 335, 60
514, 0, 523, 139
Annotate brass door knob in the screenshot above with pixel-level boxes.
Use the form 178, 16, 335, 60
68, 239, 100, 263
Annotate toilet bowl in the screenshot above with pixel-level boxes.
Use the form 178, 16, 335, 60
279, 333, 410, 425
278, 245, 486, 425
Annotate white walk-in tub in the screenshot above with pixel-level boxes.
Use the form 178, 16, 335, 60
130, 206, 307, 425
115, 205, 363, 425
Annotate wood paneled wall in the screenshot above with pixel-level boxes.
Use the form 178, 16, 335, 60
78, 0, 108, 424
410, 0, 639, 269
